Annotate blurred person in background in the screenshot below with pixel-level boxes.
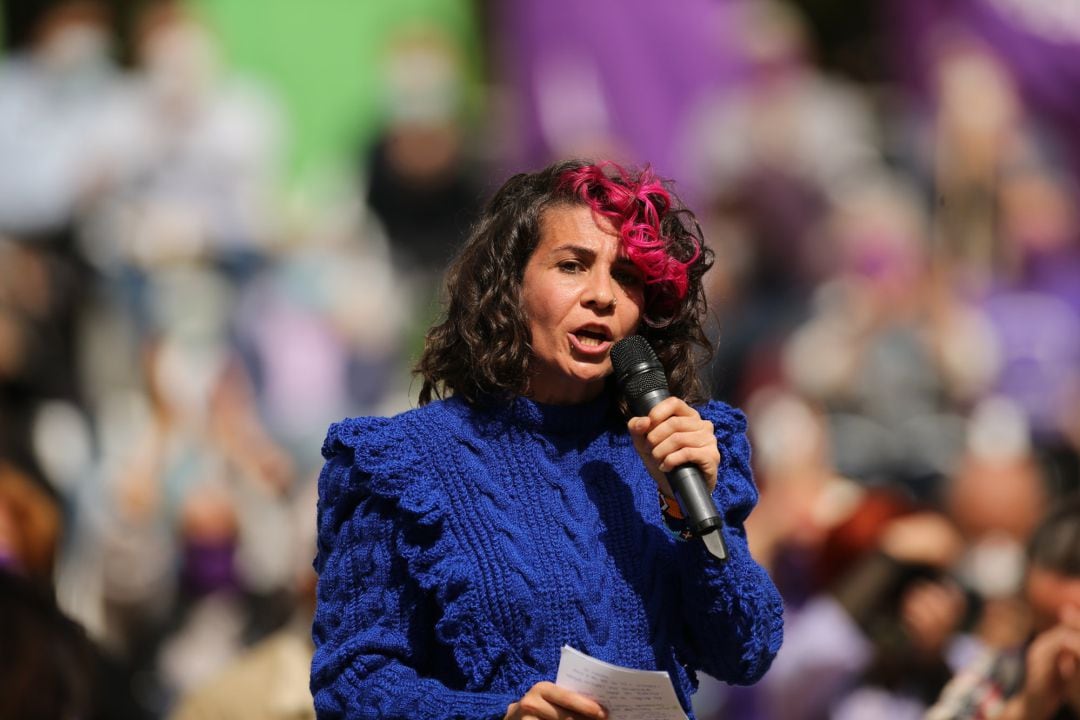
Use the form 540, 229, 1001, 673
722, 390, 971, 720
363, 24, 485, 278
928, 34, 1028, 294
718, 388, 1055, 719
681, 1, 879, 203
0, 0, 118, 495
782, 170, 995, 497
911, 28, 1080, 499
819, 393, 1057, 719
0, 0, 120, 237
60, 6, 301, 707
0, 237, 83, 488
169, 477, 319, 720
310, 160, 783, 719
724, 367, 1072, 720
1, 568, 112, 720
82, 0, 283, 278
740, 390, 864, 605
945, 398, 1050, 657
823, 505, 968, 719
93, 346, 301, 714
928, 494, 1080, 720
682, 1, 881, 407
980, 164, 1080, 498
0, 460, 146, 719
229, 189, 416, 464
696, 162, 827, 406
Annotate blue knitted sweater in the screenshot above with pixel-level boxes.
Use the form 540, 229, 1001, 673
310, 390, 783, 719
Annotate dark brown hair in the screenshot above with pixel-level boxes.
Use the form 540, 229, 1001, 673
415, 159, 714, 408
1028, 492, 1080, 577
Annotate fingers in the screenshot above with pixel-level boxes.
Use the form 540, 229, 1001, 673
654, 443, 719, 477
643, 414, 713, 448
506, 682, 607, 720
648, 424, 717, 469
633, 396, 700, 427
627, 398, 719, 474
1024, 621, 1080, 717
1026, 623, 1080, 688
539, 684, 606, 719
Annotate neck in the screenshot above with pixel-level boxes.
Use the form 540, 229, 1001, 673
527, 377, 606, 405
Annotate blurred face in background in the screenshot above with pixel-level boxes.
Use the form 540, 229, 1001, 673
522, 204, 645, 405
947, 454, 1045, 601
1026, 566, 1080, 632
136, 3, 217, 109
35, 1, 111, 73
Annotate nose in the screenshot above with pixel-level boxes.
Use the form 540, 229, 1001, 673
582, 270, 616, 311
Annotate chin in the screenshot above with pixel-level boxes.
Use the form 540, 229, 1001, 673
576, 369, 614, 391
569, 366, 611, 385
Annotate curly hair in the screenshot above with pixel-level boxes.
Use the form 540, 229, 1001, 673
415, 159, 714, 408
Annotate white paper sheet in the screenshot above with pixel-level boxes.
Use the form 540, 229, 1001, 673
554, 645, 689, 720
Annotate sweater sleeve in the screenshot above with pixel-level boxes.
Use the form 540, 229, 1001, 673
310, 417, 516, 720
670, 402, 784, 685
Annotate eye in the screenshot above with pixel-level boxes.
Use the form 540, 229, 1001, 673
557, 260, 585, 273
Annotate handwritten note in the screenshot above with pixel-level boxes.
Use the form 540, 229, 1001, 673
554, 645, 689, 720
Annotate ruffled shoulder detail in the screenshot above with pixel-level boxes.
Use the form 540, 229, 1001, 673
696, 400, 757, 525
318, 412, 444, 531
696, 399, 749, 438
316, 402, 528, 691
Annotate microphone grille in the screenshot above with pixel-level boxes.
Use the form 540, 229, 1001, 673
611, 336, 668, 400
610, 335, 657, 374
624, 368, 668, 398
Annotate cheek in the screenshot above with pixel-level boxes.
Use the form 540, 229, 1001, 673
619, 296, 645, 334
527, 310, 556, 348
523, 287, 565, 347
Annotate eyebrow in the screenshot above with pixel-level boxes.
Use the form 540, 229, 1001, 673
549, 244, 594, 258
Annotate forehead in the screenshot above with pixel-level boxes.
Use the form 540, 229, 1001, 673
536, 204, 622, 254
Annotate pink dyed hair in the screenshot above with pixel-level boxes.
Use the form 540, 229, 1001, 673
558, 161, 700, 308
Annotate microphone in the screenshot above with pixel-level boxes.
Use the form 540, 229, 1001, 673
610, 336, 728, 561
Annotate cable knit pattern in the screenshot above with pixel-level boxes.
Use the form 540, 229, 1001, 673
310, 391, 783, 720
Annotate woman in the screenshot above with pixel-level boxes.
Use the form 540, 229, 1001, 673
310, 160, 783, 719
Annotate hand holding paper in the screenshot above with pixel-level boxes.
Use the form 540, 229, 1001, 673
555, 646, 689, 720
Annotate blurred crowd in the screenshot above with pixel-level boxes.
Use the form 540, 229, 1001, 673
1, 0, 1079, 718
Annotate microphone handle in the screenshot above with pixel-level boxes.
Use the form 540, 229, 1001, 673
667, 465, 723, 535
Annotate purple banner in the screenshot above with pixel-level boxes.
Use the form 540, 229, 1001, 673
495, 0, 746, 184
888, 0, 1080, 177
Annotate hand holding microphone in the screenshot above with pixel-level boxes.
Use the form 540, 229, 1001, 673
612, 336, 728, 561
626, 398, 719, 503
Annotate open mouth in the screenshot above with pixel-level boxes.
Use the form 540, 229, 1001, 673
570, 327, 613, 352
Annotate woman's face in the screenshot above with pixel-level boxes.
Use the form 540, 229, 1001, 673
522, 204, 645, 404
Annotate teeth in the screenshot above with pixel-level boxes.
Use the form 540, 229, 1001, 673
576, 334, 604, 347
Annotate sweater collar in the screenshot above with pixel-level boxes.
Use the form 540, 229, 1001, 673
479, 386, 618, 436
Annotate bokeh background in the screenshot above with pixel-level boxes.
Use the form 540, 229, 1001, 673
1, 0, 1079, 718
